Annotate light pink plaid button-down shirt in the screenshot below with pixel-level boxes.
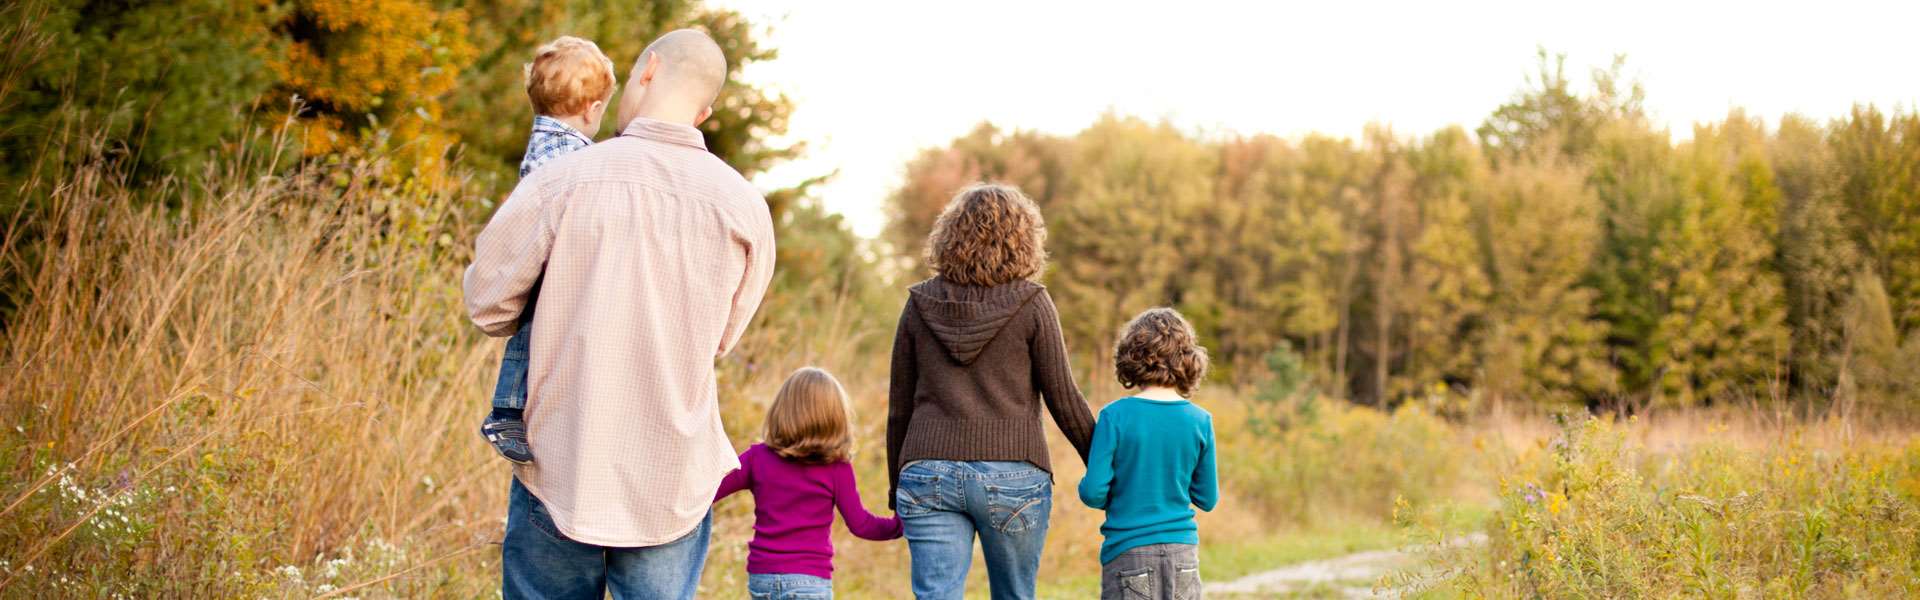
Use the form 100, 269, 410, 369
464, 117, 776, 547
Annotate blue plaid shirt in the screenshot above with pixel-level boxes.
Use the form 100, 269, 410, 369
519, 115, 594, 178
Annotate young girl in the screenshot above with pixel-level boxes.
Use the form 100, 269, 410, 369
887, 183, 1096, 600
1078, 308, 1220, 600
715, 367, 902, 600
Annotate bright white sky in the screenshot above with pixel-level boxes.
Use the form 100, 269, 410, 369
709, 0, 1920, 238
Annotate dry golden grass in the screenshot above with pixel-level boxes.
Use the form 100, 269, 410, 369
0, 132, 505, 596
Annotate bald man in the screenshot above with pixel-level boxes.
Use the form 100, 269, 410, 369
465, 29, 776, 600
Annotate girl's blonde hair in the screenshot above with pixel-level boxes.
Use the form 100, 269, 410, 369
924, 183, 1048, 287
764, 367, 853, 465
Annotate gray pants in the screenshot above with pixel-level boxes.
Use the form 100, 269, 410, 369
1101, 543, 1201, 600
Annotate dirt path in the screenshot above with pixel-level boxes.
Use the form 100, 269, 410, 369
1207, 533, 1486, 598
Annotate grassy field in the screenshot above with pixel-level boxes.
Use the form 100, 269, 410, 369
1422, 414, 1920, 598
2, 141, 1917, 599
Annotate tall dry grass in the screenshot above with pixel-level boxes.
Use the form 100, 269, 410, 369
0, 128, 504, 596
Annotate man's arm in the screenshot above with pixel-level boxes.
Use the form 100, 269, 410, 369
463, 173, 557, 337
715, 208, 776, 358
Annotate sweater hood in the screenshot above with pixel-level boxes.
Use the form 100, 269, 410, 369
908, 278, 1045, 365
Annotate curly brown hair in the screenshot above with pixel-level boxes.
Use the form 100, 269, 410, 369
1114, 308, 1211, 397
764, 367, 853, 465
924, 183, 1048, 287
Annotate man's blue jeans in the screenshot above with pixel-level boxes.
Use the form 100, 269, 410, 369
502, 477, 711, 600
895, 460, 1053, 600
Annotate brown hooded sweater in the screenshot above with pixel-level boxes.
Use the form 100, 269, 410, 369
885, 277, 1096, 508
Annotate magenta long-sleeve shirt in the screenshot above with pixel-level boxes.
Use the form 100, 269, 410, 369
713, 444, 902, 579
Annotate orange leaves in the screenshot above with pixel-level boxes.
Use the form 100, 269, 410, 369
269, 0, 476, 174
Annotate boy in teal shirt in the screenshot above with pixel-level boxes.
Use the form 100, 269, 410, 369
1079, 307, 1220, 600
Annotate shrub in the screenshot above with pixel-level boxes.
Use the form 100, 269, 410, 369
1219, 397, 1463, 525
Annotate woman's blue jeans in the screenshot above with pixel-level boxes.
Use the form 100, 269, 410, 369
895, 460, 1053, 600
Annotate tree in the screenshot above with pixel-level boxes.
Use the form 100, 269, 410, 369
1047, 116, 1213, 366
1773, 114, 1858, 401
1194, 134, 1349, 385
1400, 127, 1493, 398
884, 123, 1073, 270
0, 0, 281, 190
271, 0, 476, 179
1828, 106, 1920, 337
1475, 155, 1613, 408
1477, 50, 1643, 164
1348, 125, 1415, 406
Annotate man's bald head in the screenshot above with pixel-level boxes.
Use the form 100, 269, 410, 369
615, 29, 728, 130
640, 29, 728, 107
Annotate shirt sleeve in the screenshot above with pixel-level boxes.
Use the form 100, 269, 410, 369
832, 462, 903, 541
463, 172, 556, 337
714, 447, 754, 502
1191, 414, 1220, 512
1077, 409, 1117, 510
1030, 290, 1095, 462
885, 301, 918, 511
715, 205, 777, 358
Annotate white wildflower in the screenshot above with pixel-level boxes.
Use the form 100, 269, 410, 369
323, 557, 352, 578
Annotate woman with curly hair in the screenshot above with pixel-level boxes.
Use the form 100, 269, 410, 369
886, 183, 1096, 600
1078, 307, 1219, 600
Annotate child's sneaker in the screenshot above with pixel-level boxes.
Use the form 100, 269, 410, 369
482, 416, 534, 464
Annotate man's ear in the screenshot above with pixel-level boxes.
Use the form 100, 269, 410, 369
638, 51, 661, 85
694, 106, 713, 126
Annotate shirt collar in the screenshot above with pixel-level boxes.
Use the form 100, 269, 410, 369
620, 116, 707, 150
532, 115, 593, 144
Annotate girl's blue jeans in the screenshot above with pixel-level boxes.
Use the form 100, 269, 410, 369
747, 573, 833, 600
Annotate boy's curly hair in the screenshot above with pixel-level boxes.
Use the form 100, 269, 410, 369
525, 36, 617, 117
924, 183, 1048, 287
1114, 308, 1211, 397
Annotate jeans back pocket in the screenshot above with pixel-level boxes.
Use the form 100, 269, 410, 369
984, 479, 1050, 534
1173, 564, 1201, 600
1117, 567, 1155, 600
895, 468, 948, 516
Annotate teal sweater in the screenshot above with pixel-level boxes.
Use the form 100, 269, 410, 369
1077, 396, 1219, 564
